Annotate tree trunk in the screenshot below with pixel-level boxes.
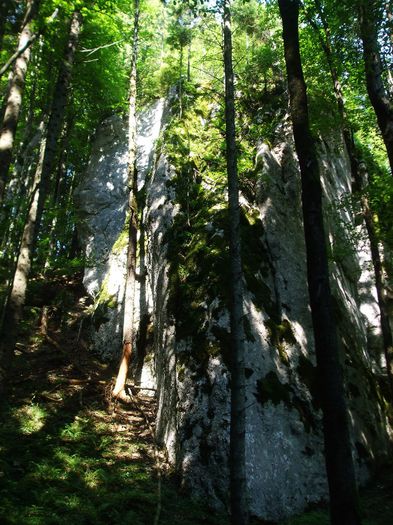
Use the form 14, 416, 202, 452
44, 120, 70, 270
311, 0, 393, 398
359, 0, 393, 175
222, 2, 248, 524
0, 11, 81, 361
187, 40, 191, 82
33, 10, 82, 241
0, 131, 46, 358
0, 0, 39, 203
112, 0, 140, 402
363, 201, 393, 397
179, 44, 183, 117
278, 2, 361, 524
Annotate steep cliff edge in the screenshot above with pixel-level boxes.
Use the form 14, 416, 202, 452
75, 99, 392, 521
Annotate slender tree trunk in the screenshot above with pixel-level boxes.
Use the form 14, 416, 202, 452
311, 0, 393, 398
34, 10, 82, 241
363, 202, 393, 395
0, 7, 58, 81
385, 1, 393, 47
179, 44, 183, 117
44, 121, 70, 270
359, 0, 393, 175
278, 2, 361, 524
222, 2, 248, 524
0, 11, 81, 361
0, 131, 46, 358
112, 0, 140, 401
0, 0, 39, 203
187, 40, 191, 82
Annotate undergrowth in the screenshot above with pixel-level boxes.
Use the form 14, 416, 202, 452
0, 274, 392, 525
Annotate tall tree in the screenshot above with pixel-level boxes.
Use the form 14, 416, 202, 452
359, 0, 393, 175
34, 10, 82, 238
0, 121, 46, 360
277, 1, 361, 524
167, 6, 193, 117
222, 1, 248, 524
112, 0, 140, 402
0, 0, 39, 202
0, 10, 82, 360
306, 0, 393, 398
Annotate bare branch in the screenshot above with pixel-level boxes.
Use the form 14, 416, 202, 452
80, 39, 123, 57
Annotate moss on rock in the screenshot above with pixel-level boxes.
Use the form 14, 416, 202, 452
264, 318, 296, 367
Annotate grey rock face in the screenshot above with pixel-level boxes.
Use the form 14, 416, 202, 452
75, 100, 165, 361
77, 103, 392, 521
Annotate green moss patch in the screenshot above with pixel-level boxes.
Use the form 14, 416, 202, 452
265, 318, 297, 366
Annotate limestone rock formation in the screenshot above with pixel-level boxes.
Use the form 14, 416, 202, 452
76, 100, 392, 521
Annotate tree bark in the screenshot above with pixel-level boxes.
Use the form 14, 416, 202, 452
0, 0, 39, 203
0, 11, 81, 362
33, 10, 82, 241
359, 0, 393, 175
112, 0, 140, 401
179, 43, 183, 117
278, 2, 361, 524
362, 201, 393, 397
223, 2, 248, 524
0, 129, 46, 359
0, 7, 58, 80
310, 0, 393, 398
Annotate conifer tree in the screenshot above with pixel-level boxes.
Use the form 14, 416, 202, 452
277, 1, 361, 523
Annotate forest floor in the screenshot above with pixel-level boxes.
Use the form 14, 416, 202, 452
0, 275, 392, 525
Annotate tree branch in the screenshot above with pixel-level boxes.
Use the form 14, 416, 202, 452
0, 8, 59, 80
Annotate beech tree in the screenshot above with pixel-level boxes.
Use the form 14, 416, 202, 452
359, 0, 393, 175
0, 10, 82, 359
305, 0, 393, 398
112, 0, 140, 402
0, 0, 39, 202
277, 1, 361, 524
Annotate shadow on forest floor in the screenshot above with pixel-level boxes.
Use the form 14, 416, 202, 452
0, 275, 392, 525
0, 278, 228, 525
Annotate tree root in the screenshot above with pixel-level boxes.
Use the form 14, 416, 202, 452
112, 389, 133, 404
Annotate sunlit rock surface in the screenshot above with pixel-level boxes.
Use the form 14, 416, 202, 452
75, 99, 165, 360
76, 102, 392, 521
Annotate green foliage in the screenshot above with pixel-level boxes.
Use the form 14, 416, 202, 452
264, 319, 297, 366
0, 396, 228, 525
